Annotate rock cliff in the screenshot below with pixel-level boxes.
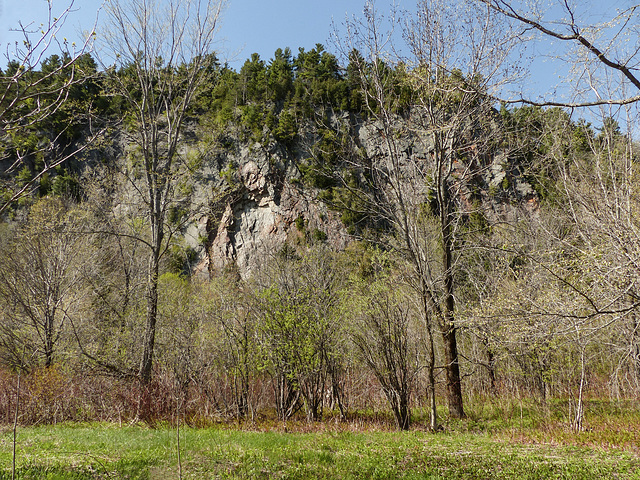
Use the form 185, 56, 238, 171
191, 138, 350, 279
187, 114, 537, 279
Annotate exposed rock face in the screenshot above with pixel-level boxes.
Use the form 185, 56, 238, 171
5, 108, 537, 281
189, 114, 537, 279
200, 141, 349, 279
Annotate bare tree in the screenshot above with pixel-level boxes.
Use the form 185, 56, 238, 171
0, 0, 98, 214
212, 278, 258, 419
463, 103, 640, 428
476, 0, 640, 107
552, 113, 640, 406
0, 197, 86, 369
473, 1, 640, 402
98, 0, 225, 384
339, 0, 515, 419
350, 263, 420, 431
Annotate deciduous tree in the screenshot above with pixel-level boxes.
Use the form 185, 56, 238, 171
349, 258, 420, 431
0, 197, 86, 369
339, 0, 515, 419
98, 0, 226, 384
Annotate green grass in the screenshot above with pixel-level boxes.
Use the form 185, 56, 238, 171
1, 420, 639, 479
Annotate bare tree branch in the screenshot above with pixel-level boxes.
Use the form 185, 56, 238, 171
478, 0, 640, 106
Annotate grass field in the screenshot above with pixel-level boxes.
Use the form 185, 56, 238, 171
1, 401, 639, 479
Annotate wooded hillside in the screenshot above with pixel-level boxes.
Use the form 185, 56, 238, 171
1, 0, 638, 433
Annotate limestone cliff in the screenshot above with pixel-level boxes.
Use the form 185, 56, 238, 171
189, 114, 537, 279
191, 138, 350, 279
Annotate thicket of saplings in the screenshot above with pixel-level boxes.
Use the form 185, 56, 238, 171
0, 207, 636, 431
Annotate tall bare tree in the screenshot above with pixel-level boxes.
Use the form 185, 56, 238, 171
340, 0, 514, 419
99, 0, 225, 384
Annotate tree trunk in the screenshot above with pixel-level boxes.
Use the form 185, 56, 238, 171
398, 394, 411, 430
420, 291, 439, 430
426, 320, 438, 431
140, 252, 160, 385
633, 315, 640, 384
484, 338, 497, 394
389, 390, 411, 430
440, 163, 465, 419
235, 373, 249, 418
44, 312, 55, 368
140, 168, 164, 385
441, 323, 465, 418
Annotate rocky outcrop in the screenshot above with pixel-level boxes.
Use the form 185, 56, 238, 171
197, 140, 349, 279
181, 112, 539, 280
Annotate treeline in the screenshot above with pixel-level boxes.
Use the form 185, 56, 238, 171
0, 44, 409, 213
0, 206, 632, 430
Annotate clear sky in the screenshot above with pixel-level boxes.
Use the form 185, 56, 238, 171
0, 0, 388, 69
220, 0, 369, 67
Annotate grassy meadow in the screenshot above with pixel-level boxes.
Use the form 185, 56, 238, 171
1, 399, 639, 479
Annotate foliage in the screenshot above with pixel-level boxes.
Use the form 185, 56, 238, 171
253, 247, 345, 421
3, 1, 640, 441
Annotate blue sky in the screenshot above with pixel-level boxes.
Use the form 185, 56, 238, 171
0, 0, 385, 69
220, 0, 369, 67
